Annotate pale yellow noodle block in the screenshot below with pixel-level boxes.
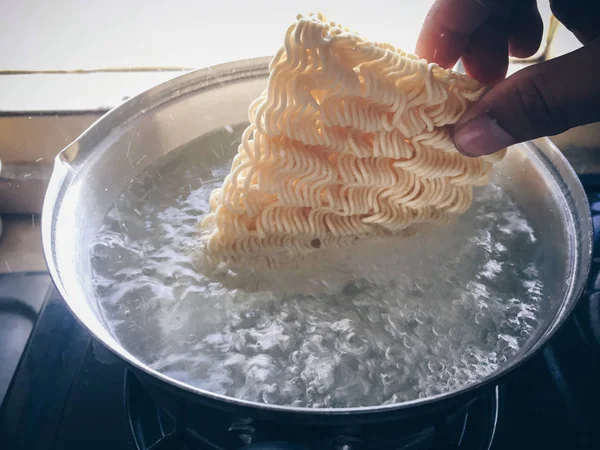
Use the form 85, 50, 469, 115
200, 13, 506, 269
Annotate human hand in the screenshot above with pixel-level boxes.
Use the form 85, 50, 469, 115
415, 0, 600, 156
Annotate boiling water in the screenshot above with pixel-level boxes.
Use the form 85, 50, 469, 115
91, 126, 544, 408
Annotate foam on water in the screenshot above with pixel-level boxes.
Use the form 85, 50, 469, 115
91, 127, 544, 408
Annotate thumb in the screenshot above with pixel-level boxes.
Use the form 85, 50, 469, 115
453, 38, 600, 157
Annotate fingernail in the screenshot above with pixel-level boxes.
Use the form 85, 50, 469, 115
454, 115, 514, 157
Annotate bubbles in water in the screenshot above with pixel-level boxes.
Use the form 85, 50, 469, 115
91, 127, 544, 409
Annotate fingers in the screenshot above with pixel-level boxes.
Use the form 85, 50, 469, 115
415, 0, 544, 86
508, 0, 544, 57
453, 39, 600, 157
550, 0, 600, 43
461, 18, 509, 86
415, 0, 497, 67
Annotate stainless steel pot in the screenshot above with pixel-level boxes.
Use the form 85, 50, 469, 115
42, 57, 593, 421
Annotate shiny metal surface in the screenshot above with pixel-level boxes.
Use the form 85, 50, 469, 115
41, 57, 593, 415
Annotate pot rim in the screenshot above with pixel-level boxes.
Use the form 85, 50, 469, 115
42, 56, 593, 415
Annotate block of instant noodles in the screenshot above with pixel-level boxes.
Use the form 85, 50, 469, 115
201, 13, 505, 269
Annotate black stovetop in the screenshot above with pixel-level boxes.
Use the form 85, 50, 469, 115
1, 180, 600, 450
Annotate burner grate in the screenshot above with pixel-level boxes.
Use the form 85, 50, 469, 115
126, 372, 224, 450
125, 371, 502, 450
574, 188, 600, 352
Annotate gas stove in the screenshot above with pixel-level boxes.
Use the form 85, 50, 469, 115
1, 179, 600, 450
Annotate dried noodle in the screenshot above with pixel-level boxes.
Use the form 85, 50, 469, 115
200, 13, 506, 269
